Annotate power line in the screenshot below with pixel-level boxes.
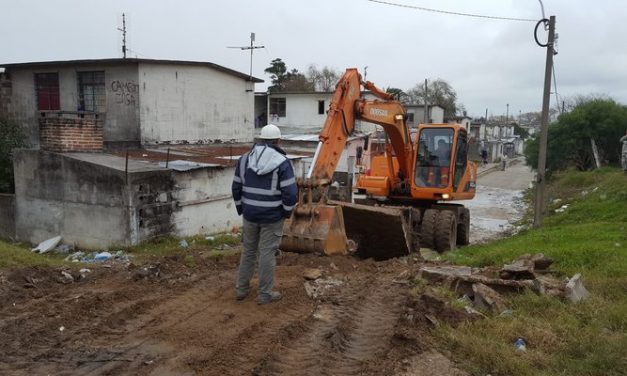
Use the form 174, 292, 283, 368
367, 0, 537, 22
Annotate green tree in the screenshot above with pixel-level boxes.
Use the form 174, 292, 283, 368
524, 98, 627, 171
264, 58, 287, 92
406, 78, 460, 118
514, 123, 530, 139
282, 68, 314, 92
385, 87, 407, 101
0, 116, 26, 193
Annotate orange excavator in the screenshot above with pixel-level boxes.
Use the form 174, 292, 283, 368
280, 68, 477, 259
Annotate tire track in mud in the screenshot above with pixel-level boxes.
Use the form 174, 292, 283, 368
265, 277, 405, 376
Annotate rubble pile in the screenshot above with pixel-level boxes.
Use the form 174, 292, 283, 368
418, 253, 590, 315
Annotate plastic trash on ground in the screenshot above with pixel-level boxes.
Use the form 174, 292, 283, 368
32, 236, 62, 254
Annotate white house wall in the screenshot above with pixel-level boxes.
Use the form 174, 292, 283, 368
172, 159, 305, 236
138, 63, 254, 144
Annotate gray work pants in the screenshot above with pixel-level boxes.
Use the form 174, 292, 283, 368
236, 218, 284, 299
622, 152, 627, 171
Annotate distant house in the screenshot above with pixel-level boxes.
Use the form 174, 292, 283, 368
1, 58, 263, 148
404, 104, 445, 127
468, 120, 523, 161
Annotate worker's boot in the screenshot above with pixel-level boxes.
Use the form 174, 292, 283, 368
257, 291, 282, 305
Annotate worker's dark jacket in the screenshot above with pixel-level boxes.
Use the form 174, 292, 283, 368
232, 143, 298, 224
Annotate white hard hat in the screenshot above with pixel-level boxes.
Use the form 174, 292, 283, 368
259, 124, 281, 140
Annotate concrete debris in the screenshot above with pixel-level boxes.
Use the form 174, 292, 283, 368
420, 266, 472, 283
565, 273, 590, 303
303, 277, 344, 299
555, 204, 569, 213
54, 244, 74, 254
472, 283, 507, 314
531, 253, 554, 271
303, 268, 323, 280
133, 265, 161, 281
419, 248, 442, 262
32, 236, 62, 254
499, 258, 535, 280
419, 253, 589, 308
60, 271, 74, 283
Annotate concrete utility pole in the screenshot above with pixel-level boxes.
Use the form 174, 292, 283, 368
533, 15, 556, 228
506, 103, 509, 122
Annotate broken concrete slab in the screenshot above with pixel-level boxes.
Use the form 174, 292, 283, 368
420, 265, 534, 295
565, 273, 590, 303
532, 274, 565, 297
420, 266, 472, 283
531, 253, 554, 271
472, 283, 507, 314
32, 236, 62, 254
500, 257, 535, 280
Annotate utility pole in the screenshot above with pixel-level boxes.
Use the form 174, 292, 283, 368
118, 13, 127, 59
506, 103, 509, 122
423, 79, 428, 124
533, 15, 556, 228
228, 33, 265, 91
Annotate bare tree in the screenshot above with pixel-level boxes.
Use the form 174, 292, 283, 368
406, 78, 460, 118
307, 65, 340, 91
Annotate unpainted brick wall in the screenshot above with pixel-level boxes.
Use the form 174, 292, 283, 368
39, 112, 104, 152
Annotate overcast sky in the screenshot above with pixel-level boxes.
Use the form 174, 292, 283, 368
2, 0, 626, 118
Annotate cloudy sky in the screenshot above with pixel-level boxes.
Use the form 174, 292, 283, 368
2, 0, 626, 117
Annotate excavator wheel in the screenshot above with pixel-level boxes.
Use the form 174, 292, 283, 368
420, 209, 438, 249
456, 208, 470, 246
435, 210, 457, 252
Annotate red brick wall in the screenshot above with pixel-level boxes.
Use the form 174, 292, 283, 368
39, 112, 104, 152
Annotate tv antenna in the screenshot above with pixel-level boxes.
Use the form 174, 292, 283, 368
118, 13, 127, 58
228, 32, 265, 86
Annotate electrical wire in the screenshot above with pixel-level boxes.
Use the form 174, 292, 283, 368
367, 0, 537, 22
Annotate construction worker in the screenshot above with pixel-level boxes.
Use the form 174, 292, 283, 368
621, 130, 627, 172
232, 124, 298, 305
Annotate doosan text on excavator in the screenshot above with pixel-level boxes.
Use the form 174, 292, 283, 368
280, 68, 477, 260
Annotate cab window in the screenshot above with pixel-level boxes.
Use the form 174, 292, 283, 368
414, 128, 454, 188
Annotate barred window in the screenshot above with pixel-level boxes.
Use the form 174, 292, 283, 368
35, 73, 60, 111
269, 97, 286, 117
78, 71, 105, 112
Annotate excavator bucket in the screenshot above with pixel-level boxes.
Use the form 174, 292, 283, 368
280, 204, 349, 256
334, 201, 414, 260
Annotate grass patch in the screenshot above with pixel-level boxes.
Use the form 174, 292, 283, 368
0, 240, 69, 269
439, 168, 627, 376
122, 232, 241, 262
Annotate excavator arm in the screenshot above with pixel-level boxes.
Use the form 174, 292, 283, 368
308, 69, 413, 187
281, 68, 414, 256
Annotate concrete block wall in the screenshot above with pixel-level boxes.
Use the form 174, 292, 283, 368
39, 112, 104, 152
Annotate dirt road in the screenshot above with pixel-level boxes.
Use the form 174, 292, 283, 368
0, 164, 533, 375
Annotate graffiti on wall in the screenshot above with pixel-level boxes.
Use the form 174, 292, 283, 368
111, 80, 138, 106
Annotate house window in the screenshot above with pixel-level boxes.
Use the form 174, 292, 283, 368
318, 100, 325, 115
78, 71, 105, 112
407, 113, 415, 123
269, 97, 286, 117
35, 73, 60, 111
